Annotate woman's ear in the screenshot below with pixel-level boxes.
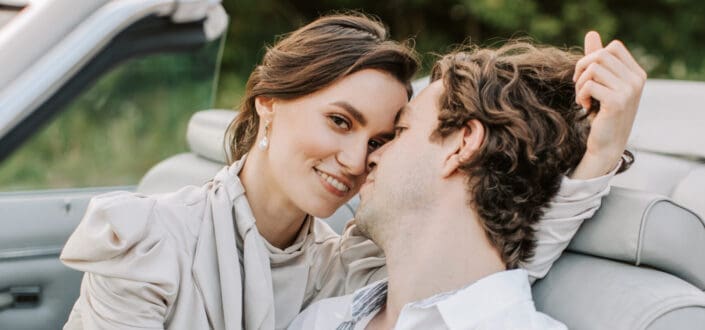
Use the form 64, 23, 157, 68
441, 119, 485, 178
254, 96, 275, 119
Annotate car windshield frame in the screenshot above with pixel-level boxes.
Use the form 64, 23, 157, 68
0, 13, 226, 163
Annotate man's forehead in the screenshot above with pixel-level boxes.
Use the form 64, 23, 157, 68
394, 105, 411, 124
398, 81, 444, 123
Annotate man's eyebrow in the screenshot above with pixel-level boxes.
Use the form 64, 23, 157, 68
331, 101, 367, 126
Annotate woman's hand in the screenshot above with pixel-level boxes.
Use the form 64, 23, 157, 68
571, 31, 647, 179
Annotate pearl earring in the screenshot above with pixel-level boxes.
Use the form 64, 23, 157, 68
258, 120, 270, 150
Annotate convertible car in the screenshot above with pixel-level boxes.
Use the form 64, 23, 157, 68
1, 0, 704, 329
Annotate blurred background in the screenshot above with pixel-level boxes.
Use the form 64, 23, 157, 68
2, 0, 704, 191
216, 0, 705, 105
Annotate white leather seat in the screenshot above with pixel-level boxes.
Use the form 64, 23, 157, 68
610, 79, 705, 218
137, 110, 232, 194
534, 187, 705, 329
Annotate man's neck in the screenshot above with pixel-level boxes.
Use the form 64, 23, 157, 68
369, 209, 506, 329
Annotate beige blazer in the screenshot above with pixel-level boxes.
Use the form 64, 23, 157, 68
60, 158, 614, 329
61, 159, 385, 330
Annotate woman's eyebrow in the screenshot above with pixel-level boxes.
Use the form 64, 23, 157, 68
331, 101, 367, 125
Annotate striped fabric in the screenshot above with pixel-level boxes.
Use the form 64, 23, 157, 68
336, 280, 388, 330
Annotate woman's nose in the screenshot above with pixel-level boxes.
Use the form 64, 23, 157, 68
366, 143, 388, 172
336, 141, 368, 176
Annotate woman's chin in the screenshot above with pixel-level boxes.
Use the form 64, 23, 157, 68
306, 202, 345, 219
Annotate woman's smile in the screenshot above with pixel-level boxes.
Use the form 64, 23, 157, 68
314, 167, 352, 196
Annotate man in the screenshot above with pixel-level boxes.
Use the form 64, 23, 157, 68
288, 32, 645, 329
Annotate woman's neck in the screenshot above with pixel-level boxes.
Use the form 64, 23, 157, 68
239, 152, 308, 249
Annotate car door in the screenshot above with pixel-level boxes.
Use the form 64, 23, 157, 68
0, 1, 227, 328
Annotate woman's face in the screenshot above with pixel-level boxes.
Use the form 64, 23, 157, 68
260, 69, 408, 218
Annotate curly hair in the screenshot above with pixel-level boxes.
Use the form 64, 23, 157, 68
225, 12, 419, 163
430, 41, 593, 269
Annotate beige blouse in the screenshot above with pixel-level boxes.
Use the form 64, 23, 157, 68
60, 158, 614, 329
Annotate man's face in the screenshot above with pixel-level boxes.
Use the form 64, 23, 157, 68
355, 80, 447, 241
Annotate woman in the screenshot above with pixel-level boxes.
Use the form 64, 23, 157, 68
60, 13, 639, 330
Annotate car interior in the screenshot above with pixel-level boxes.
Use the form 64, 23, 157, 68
0, 1, 703, 325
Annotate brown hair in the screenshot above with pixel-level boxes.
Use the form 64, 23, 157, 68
430, 41, 630, 269
225, 12, 419, 163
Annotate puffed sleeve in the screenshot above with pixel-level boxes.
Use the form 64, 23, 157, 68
522, 166, 618, 283
306, 220, 387, 306
60, 191, 179, 329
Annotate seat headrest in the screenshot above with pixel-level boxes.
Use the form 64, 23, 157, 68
186, 109, 237, 164
628, 79, 705, 159
568, 186, 705, 289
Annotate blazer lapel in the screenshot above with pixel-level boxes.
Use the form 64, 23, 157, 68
234, 194, 276, 330
192, 164, 249, 330
192, 190, 233, 330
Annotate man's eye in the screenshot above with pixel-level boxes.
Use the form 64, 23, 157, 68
330, 115, 351, 130
394, 126, 407, 137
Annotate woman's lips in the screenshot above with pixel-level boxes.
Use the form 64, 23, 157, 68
314, 168, 351, 196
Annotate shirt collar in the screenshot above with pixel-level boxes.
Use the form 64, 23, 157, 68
400, 269, 533, 329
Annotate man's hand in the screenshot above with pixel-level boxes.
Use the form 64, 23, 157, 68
570, 31, 647, 180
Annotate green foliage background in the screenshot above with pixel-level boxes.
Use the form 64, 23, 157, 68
0, 46, 218, 190
216, 0, 705, 109
3, 0, 705, 191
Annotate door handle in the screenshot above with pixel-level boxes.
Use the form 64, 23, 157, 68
0, 286, 41, 311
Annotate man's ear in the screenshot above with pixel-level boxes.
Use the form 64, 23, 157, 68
441, 119, 485, 178
254, 96, 275, 120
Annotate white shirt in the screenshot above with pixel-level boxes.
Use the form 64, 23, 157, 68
288, 269, 566, 330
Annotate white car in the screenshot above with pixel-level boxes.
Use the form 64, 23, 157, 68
1, 1, 704, 329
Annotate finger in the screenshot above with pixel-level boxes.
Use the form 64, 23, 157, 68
605, 40, 647, 79
575, 62, 621, 95
585, 31, 603, 55
574, 49, 640, 86
575, 51, 640, 91
574, 31, 604, 81
574, 50, 604, 82
577, 80, 611, 111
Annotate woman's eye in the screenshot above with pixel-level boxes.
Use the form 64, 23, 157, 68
330, 115, 351, 130
367, 139, 386, 152
394, 126, 406, 137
